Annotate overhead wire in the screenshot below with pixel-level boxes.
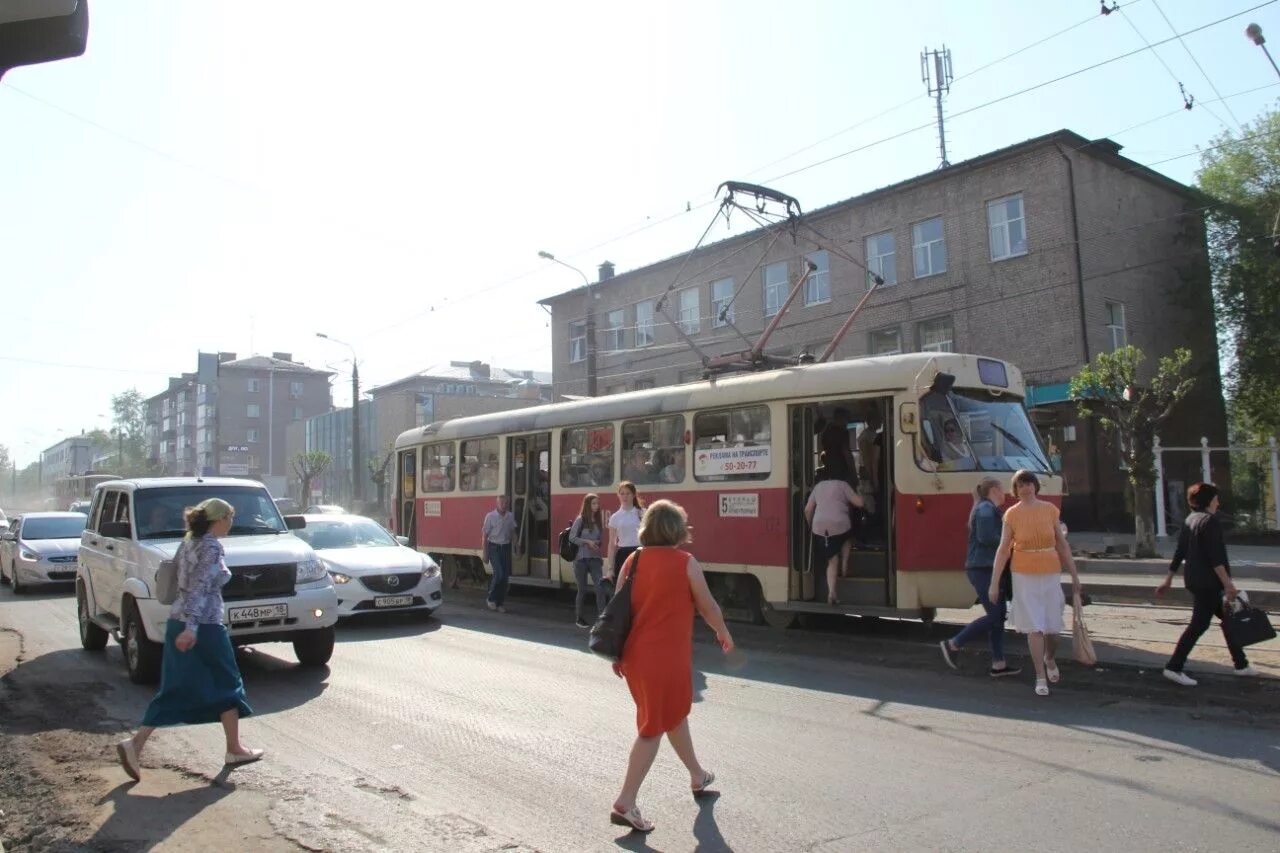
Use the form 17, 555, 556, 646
1151, 0, 1245, 129
1116, 1, 1232, 128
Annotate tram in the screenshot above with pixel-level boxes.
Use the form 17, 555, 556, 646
55, 472, 120, 510
392, 353, 1059, 626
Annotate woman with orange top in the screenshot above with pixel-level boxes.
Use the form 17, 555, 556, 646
989, 470, 1082, 696
609, 499, 734, 834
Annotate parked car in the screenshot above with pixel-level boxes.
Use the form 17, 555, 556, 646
304, 504, 346, 515
273, 497, 301, 515
68, 500, 92, 515
76, 477, 339, 684
1, 511, 87, 594
292, 514, 442, 618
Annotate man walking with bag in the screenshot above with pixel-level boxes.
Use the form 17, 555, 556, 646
1157, 482, 1259, 685
481, 495, 518, 613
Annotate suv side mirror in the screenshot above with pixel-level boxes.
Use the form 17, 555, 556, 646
99, 520, 131, 538
284, 515, 306, 530
0, 0, 90, 80
395, 535, 410, 546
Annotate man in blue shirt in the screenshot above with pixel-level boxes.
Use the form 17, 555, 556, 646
481, 495, 518, 612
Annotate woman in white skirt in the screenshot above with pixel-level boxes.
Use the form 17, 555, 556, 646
989, 470, 1082, 696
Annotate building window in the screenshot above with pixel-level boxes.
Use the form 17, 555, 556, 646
459, 437, 499, 491
763, 261, 788, 318
988, 193, 1027, 261
635, 300, 655, 347
289, 381, 304, 399
693, 406, 772, 482
1106, 301, 1127, 351
912, 217, 947, 278
605, 384, 627, 396
917, 316, 955, 353
869, 327, 902, 355
678, 287, 700, 334
634, 378, 655, 391
711, 277, 735, 327
246, 404, 261, 418
569, 320, 587, 363
247, 428, 260, 443
604, 308, 626, 352
560, 423, 615, 488
866, 233, 896, 288
292, 407, 303, 421
247, 379, 260, 393
805, 251, 830, 306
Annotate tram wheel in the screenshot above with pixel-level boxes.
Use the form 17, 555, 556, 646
759, 601, 799, 630
920, 607, 937, 626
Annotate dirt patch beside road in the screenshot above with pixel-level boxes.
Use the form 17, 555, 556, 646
0, 628, 298, 852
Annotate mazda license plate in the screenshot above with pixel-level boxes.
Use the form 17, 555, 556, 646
374, 595, 414, 608
228, 604, 288, 622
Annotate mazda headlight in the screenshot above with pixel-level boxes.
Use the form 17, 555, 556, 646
296, 557, 327, 583
329, 571, 352, 584
421, 554, 440, 579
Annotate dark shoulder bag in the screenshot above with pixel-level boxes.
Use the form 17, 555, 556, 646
588, 548, 641, 661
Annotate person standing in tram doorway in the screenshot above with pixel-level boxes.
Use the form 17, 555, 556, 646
607, 481, 645, 587
807, 450, 865, 605
609, 500, 734, 834
940, 477, 1021, 677
481, 495, 517, 613
856, 406, 887, 546
989, 470, 1083, 696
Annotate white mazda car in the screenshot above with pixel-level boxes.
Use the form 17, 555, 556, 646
293, 514, 443, 618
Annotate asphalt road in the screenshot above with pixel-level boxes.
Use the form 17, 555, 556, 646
2, 585, 1278, 853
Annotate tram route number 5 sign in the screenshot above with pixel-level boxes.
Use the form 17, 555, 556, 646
718, 493, 759, 518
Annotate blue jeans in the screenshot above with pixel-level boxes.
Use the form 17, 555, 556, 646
487, 542, 512, 606
573, 557, 606, 622
951, 567, 1006, 662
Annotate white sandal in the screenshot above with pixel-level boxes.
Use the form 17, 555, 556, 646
1035, 678, 1050, 696
1044, 658, 1060, 684
610, 804, 654, 832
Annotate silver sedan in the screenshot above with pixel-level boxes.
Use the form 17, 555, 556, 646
0, 511, 87, 594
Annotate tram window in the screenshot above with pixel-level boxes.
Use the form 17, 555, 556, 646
621, 415, 685, 485
421, 441, 456, 493
460, 437, 500, 491
693, 406, 771, 482
401, 450, 418, 500
917, 388, 1051, 474
560, 423, 615, 488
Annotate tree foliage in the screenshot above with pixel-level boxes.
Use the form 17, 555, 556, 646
1070, 346, 1195, 556
1196, 107, 1280, 433
291, 451, 332, 504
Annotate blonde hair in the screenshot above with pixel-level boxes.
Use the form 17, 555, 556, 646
638, 499, 690, 547
968, 477, 1002, 532
183, 498, 234, 539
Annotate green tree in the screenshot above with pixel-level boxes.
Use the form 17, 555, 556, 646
1196, 107, 1280, 434
291, 451, 332, 505
108, 388, 153, 476
1070, 346, 1195, 557
367, 444, 395, 517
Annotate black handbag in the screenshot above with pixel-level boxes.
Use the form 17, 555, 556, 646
588, 549, 641, 661
1224, 595, 1277, 648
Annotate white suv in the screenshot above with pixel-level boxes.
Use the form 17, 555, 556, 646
76, 477, 339, 683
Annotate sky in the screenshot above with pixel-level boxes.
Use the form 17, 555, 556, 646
2, 0, 1278, 468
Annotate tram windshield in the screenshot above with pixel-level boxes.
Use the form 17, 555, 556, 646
918, 388, 1051, 474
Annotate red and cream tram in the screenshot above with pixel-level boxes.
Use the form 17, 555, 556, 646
392, 353, 1059, 626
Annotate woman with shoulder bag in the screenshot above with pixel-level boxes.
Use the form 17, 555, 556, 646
940, 478, 1020, 677
609, 500, 734, 834
571, 493, 607, 628
115, 499, 262, 781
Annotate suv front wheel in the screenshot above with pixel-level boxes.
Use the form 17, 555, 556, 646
123, 600, 163, 684
77, 582, 108, 651
293, 626, 335, 667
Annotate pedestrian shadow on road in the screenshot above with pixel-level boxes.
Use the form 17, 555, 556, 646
85, 778, 233, 850
692, 791, 732, 852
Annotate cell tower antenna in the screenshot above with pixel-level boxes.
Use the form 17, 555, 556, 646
921, 46, 954, 168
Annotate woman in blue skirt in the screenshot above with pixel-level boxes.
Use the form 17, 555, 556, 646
116, 498, 263, 781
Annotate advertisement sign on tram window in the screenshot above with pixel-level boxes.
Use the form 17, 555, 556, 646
694, 445, 772, 477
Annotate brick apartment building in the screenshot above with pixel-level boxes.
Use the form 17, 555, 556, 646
145, 352, 333, 495
538, 129, 1228, 529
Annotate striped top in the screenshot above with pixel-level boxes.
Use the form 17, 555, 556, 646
1003, 500, 1061, 575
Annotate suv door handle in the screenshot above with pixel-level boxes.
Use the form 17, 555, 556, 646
105, 544, 114, 551
89, 539, 100, 546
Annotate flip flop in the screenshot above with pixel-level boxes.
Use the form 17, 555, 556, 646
610, 805, 654, 833
691, 770, 716, 797
1044, 658, 1060, 684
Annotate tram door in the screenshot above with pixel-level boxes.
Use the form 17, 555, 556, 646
788, 407, 818, 603
397, 449, 417, 546
508, 433, 551, 580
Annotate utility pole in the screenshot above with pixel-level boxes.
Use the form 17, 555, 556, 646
316, 332, 362, 506
538, 250, 596, 396
921, 46, 954, 169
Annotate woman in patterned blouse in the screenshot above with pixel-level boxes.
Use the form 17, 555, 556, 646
116, 498, 263, 781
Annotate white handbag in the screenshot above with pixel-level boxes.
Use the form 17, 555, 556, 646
155, 541, 184, 605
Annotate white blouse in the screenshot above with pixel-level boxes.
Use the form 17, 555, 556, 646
608, 506, 643, 548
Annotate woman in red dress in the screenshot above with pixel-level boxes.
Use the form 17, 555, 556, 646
610, 499, 735, 833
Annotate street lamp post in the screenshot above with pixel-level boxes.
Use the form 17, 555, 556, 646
316, 332, 362, 506
1247, 23, 1280, 80
538, 250, 597, 397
